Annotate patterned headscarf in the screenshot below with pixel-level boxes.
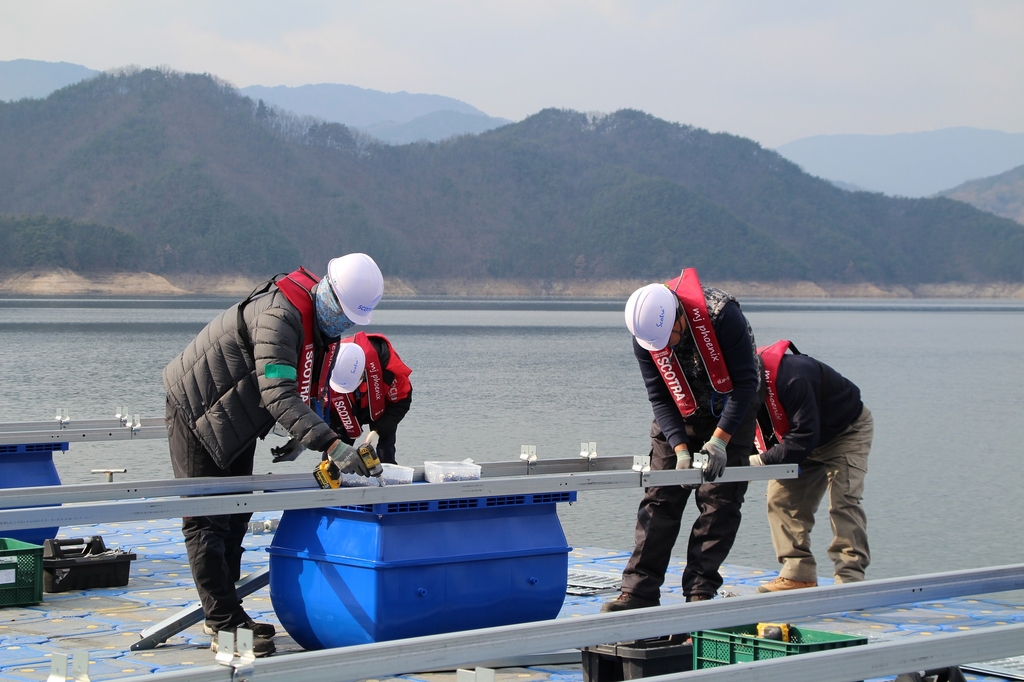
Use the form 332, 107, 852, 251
315, 279, 356, 339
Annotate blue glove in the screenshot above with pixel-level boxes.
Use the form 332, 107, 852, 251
271, 438, 305, 463
699, 436, 728, 482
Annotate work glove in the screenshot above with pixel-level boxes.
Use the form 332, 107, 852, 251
699, 436, 728, 482
749, 454, 765, 466
270, 438, 305, 463
327, 440, 371, 477
676, 448, 701, 490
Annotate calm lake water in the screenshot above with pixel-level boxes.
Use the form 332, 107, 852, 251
2, 297, 1023, 583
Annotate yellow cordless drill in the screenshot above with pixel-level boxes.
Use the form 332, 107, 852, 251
314, 431, 384, 488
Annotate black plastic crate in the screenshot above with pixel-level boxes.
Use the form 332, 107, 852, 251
42, 536, 136, 593
582, 635, 693, 681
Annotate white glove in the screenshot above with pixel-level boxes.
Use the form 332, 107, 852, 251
699, 436, 728, 482
675, 450, 692, 470
749, 454, 765, 466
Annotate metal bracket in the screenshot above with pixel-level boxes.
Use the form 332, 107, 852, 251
632, 454, 650, 473
54, 408, 70, 429
115, 407, 129, 427
520, 445, 537, 471
456, 667, 495, 682
215, 628, 256, 680
579, 442, 597, 460
691, 449, 708, 474
47, 651, 90, 682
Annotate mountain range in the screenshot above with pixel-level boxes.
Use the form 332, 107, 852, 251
776, 128, 1024, 198
0, 59, 510, 145
0, 67, 1022, 285
239, 83, 511, 144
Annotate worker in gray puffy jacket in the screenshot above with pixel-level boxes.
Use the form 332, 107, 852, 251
162, 253, 384, 657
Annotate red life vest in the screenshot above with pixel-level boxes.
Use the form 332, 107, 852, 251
328, 332, 413, 438
755, 339, 799, 450
649, 268, 733, 417
273, 267, 334, 408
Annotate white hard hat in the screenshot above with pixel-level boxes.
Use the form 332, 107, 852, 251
326, 253, 384, 325
625, 283, 677, 351
329, 343, 366, 393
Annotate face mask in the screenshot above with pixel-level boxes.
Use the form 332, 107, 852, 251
315, 281, 356, 339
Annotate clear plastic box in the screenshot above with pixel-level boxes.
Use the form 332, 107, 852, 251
341, 463, 414, 487
423, 460, 482, 483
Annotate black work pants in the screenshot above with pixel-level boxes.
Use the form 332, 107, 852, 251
620, 401, 759, 600
166, 398, 256, 631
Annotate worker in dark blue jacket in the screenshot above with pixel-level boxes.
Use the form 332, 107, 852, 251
751, 340, 873, 592
603, 270, 763, 611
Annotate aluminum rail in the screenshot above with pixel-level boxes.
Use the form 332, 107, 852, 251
107, 563, 1024, 682
0, 417, 167, 445
0, 456, 644, 506
0, 465, 798, 531
0, 473, 315, 506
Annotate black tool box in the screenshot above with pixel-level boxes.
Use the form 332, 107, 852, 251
42, 536, 136, 593
581, 635, 693, 681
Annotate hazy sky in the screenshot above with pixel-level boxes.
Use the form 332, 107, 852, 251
3, 1, 1022, 147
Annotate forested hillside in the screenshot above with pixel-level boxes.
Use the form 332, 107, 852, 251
941, 165, 1024, 226
1, 68, 1022, 284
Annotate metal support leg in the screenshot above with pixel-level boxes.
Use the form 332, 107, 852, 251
895, 667, 966, 682
130, 567, 270, 650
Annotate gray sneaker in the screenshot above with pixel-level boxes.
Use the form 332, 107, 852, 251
600, 592, 660, 613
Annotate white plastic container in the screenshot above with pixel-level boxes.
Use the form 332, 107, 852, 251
341, 463, 414, 487
423, 460, 482, 483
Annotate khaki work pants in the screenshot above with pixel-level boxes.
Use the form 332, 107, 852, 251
766, 406, 873, 584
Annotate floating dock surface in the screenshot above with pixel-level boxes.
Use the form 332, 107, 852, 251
1, 515, 1022, 681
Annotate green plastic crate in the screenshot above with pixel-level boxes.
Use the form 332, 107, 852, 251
0, 538, 44, 607
692, 624, 867, 669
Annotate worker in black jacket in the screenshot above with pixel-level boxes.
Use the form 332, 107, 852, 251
603, 270, 763, 611
163, 254, 384, 657
751, 340, 873, 592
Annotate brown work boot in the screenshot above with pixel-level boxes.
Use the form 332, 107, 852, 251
600, 592, 660, 612
756, 577, 818, 593
686, 593, 713, 602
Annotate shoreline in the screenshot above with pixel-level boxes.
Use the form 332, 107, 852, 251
1, 269, 1024, 299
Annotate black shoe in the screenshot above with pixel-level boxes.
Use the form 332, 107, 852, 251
600, 592, 660, 613
686, 593, 713, 602
205, 619, 276, 639
209, 632, 275, 658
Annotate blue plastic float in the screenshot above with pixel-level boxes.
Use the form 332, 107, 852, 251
0, 442, 65, 544
268, 491, 574, 649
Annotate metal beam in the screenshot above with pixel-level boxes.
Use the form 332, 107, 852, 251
0, 470, 640, 530
0, 417, 167, 445
0, 458, 796, 507
0, 466, 798, 531
0, 473, 317, 506
131, 568, 270, 651
106, 563, 1024, 682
